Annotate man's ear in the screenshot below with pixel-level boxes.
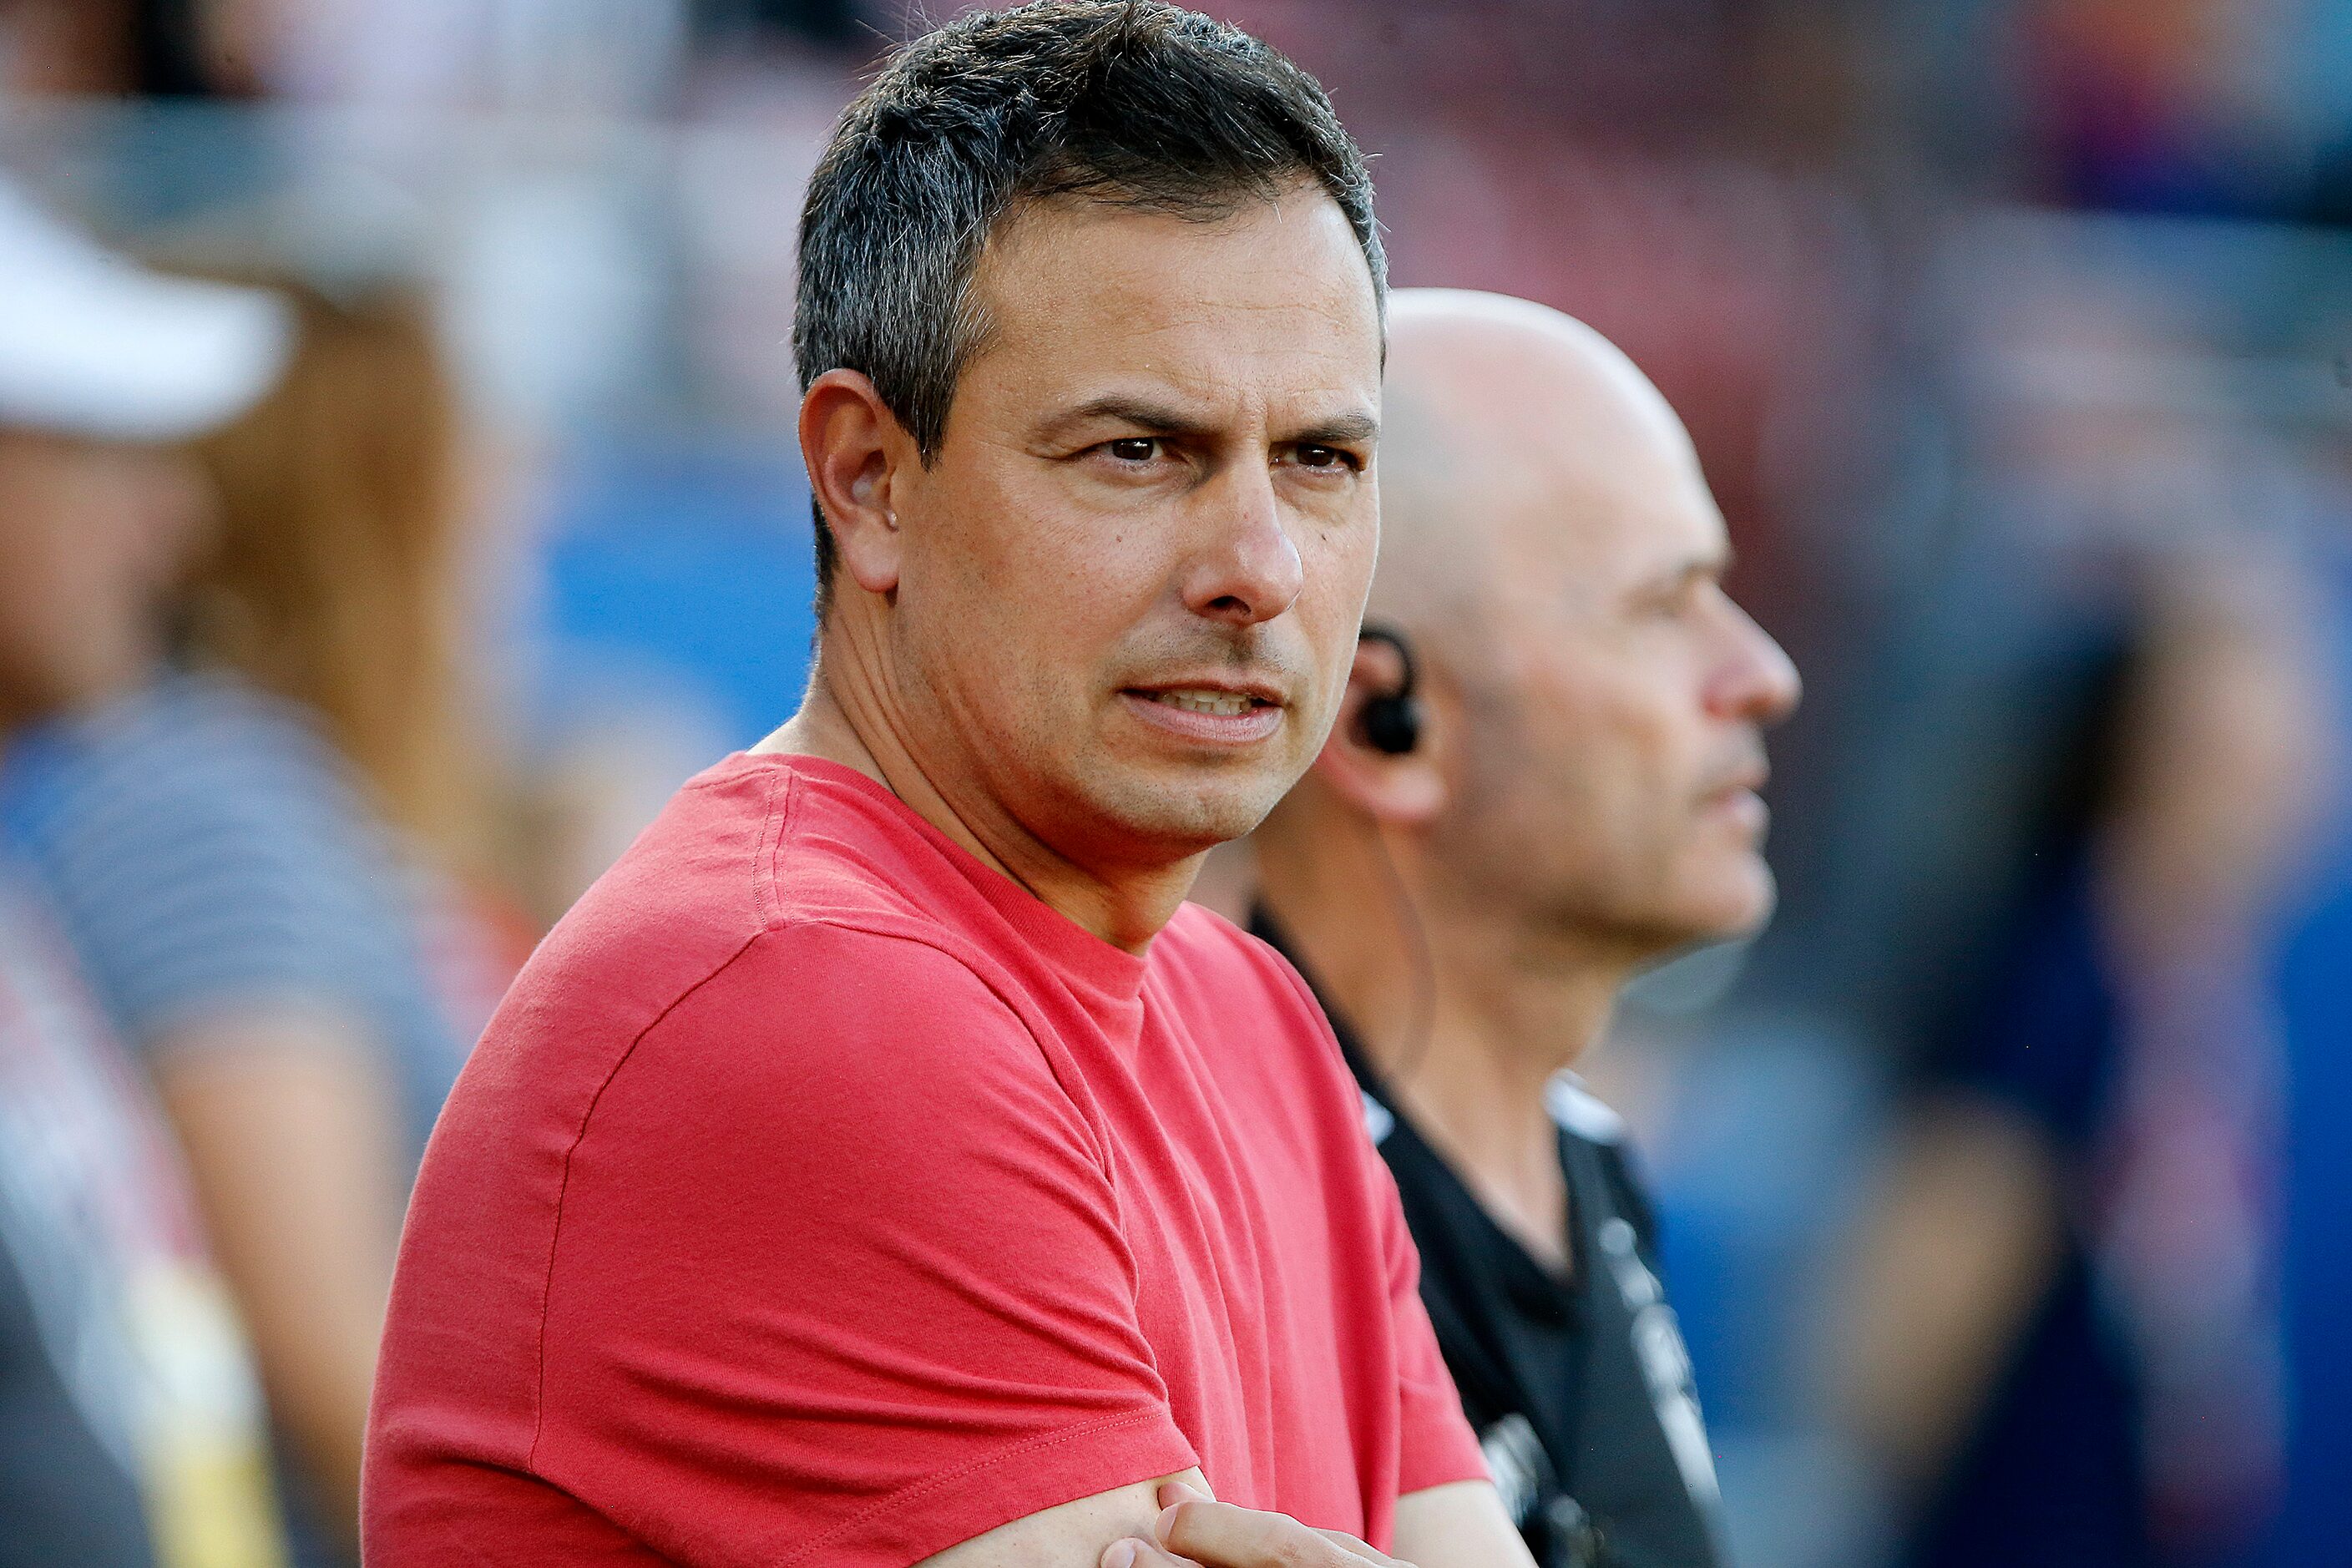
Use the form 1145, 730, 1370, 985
1310, 635, 1448, 827
799, 368, 916, 597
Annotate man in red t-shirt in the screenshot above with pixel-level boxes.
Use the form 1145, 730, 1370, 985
366, 7, 1533, 1568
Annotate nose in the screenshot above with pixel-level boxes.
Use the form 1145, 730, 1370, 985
1177, 464, 1303, 627
1705, 599, 1801, 726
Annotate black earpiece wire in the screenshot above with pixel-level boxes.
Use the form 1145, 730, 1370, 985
1352, 624, 1439, 1088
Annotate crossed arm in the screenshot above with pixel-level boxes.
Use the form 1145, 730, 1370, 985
923, 1470, 1535, 1568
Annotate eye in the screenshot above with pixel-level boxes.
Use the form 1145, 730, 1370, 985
1105, 438, 1160, 463
1291, 444, 1359, 472
1641, 577, 1712, 620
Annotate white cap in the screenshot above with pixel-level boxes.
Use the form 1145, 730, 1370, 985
0, 180, 294, 443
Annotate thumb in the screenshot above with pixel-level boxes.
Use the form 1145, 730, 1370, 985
1101, 1539, 1198, 1568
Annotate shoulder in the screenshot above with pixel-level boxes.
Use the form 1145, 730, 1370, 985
39, 671, 344, 791
1151, 905, 1357, 1101
491, 827, 1074, 1156
666, 917, 1036, 1065
1148, 904, 1386, 1164
0, 677, 417, 1029
447, 909, 1096, 1254
6, 673, 375, 870
518, 918, 1117, 1270
625, 919, 1074, 1142
504, 755, 984, 1055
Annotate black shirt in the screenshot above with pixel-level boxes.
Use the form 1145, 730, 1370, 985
1254, 914, 1727, 1568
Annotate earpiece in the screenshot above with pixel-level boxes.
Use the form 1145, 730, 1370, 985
1354, 625, 1424, 756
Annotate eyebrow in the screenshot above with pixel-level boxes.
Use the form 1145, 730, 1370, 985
1050, 395, 1214, 440
1039, 395, 1380, 448
1292, 408, 1381, 448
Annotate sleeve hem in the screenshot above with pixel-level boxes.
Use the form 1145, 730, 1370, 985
1399, 1453, 1497, 1497
1396, 1380, 1490, 1501
778, 1408, 1198, 1568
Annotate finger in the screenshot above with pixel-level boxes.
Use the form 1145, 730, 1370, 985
1102, 1537, 1197, 1568
1313, 1528, 1399, 1567
1153, 1482, 1383, 1565
1156, 1496, 1371, 1568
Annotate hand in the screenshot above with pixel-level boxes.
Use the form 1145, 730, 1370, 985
1100, 1482, 1413, 1568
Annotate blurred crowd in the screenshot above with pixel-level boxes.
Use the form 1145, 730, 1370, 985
2, 2, 2349, 1566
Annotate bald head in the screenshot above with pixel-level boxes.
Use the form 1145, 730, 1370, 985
1370, 289, 1714, 639
1256, 286, 1797, 964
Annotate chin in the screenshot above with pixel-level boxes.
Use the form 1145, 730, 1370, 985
1083, 760, 1293, 856
15, 662, 130, 726
1692, 865, 1779, 942
1639, 853, 1778, 949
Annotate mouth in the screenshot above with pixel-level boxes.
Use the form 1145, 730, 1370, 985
1700, 765, 1771, 835
1119, 683, 1286, 745
1711, 767, 1769, 798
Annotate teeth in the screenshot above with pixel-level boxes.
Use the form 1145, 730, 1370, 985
1151, 689, 1257, 716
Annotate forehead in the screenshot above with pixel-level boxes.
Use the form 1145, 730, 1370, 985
955, 189, 1383, 420
1485, 397, 1724, 594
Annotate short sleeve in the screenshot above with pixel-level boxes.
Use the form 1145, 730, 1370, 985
1376, 1154, 1490, 1498
529, 920, 1198, 1568
0, 682, 415, 1048
1242, 918, 1487, 1504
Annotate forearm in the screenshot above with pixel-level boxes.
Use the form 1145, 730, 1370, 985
1829, 1094, 2060, 1489
915, 1469, 1533, 1568
1107, 1479, 1535, 1568
1390, 1481, 1538, 1568
916, 1469, 1211, 1568
154, 1008, 406, 1535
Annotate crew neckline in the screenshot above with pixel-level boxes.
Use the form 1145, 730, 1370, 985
722, 751, 1154, 1005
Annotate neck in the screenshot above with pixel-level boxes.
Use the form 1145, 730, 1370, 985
760, 635, 1199, 955
1258, 819, 1638, 1266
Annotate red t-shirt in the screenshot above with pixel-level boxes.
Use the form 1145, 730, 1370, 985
366, 753, 1484, 1567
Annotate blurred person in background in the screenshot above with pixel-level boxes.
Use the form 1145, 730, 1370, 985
0, 175, 291, 1566
1251, 290, 1801, 1568
0, 0, 696, 110
1827, 315, 2329, 1567
0, 266, 512, 1555
1834, 553, 2322, 1568
0, 0, 245, 97
1833, 550, 2325, 1568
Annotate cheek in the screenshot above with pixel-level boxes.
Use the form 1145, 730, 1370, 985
1516, 664, 1650, 792
1299, 478, 1378, 558
908, 476, 1154, 716
1452, 675, 1596, 867
1516, 667, 1705, 864
1292, 513, 1378, 682
959, 462, 1171, 610
0, 518, 83, 629
1304, 512, 1378, 613
1582, 660, 1710, 792
0, 556, 107, 692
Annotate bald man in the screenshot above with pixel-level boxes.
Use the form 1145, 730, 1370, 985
1251, 291, 1801, 1568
